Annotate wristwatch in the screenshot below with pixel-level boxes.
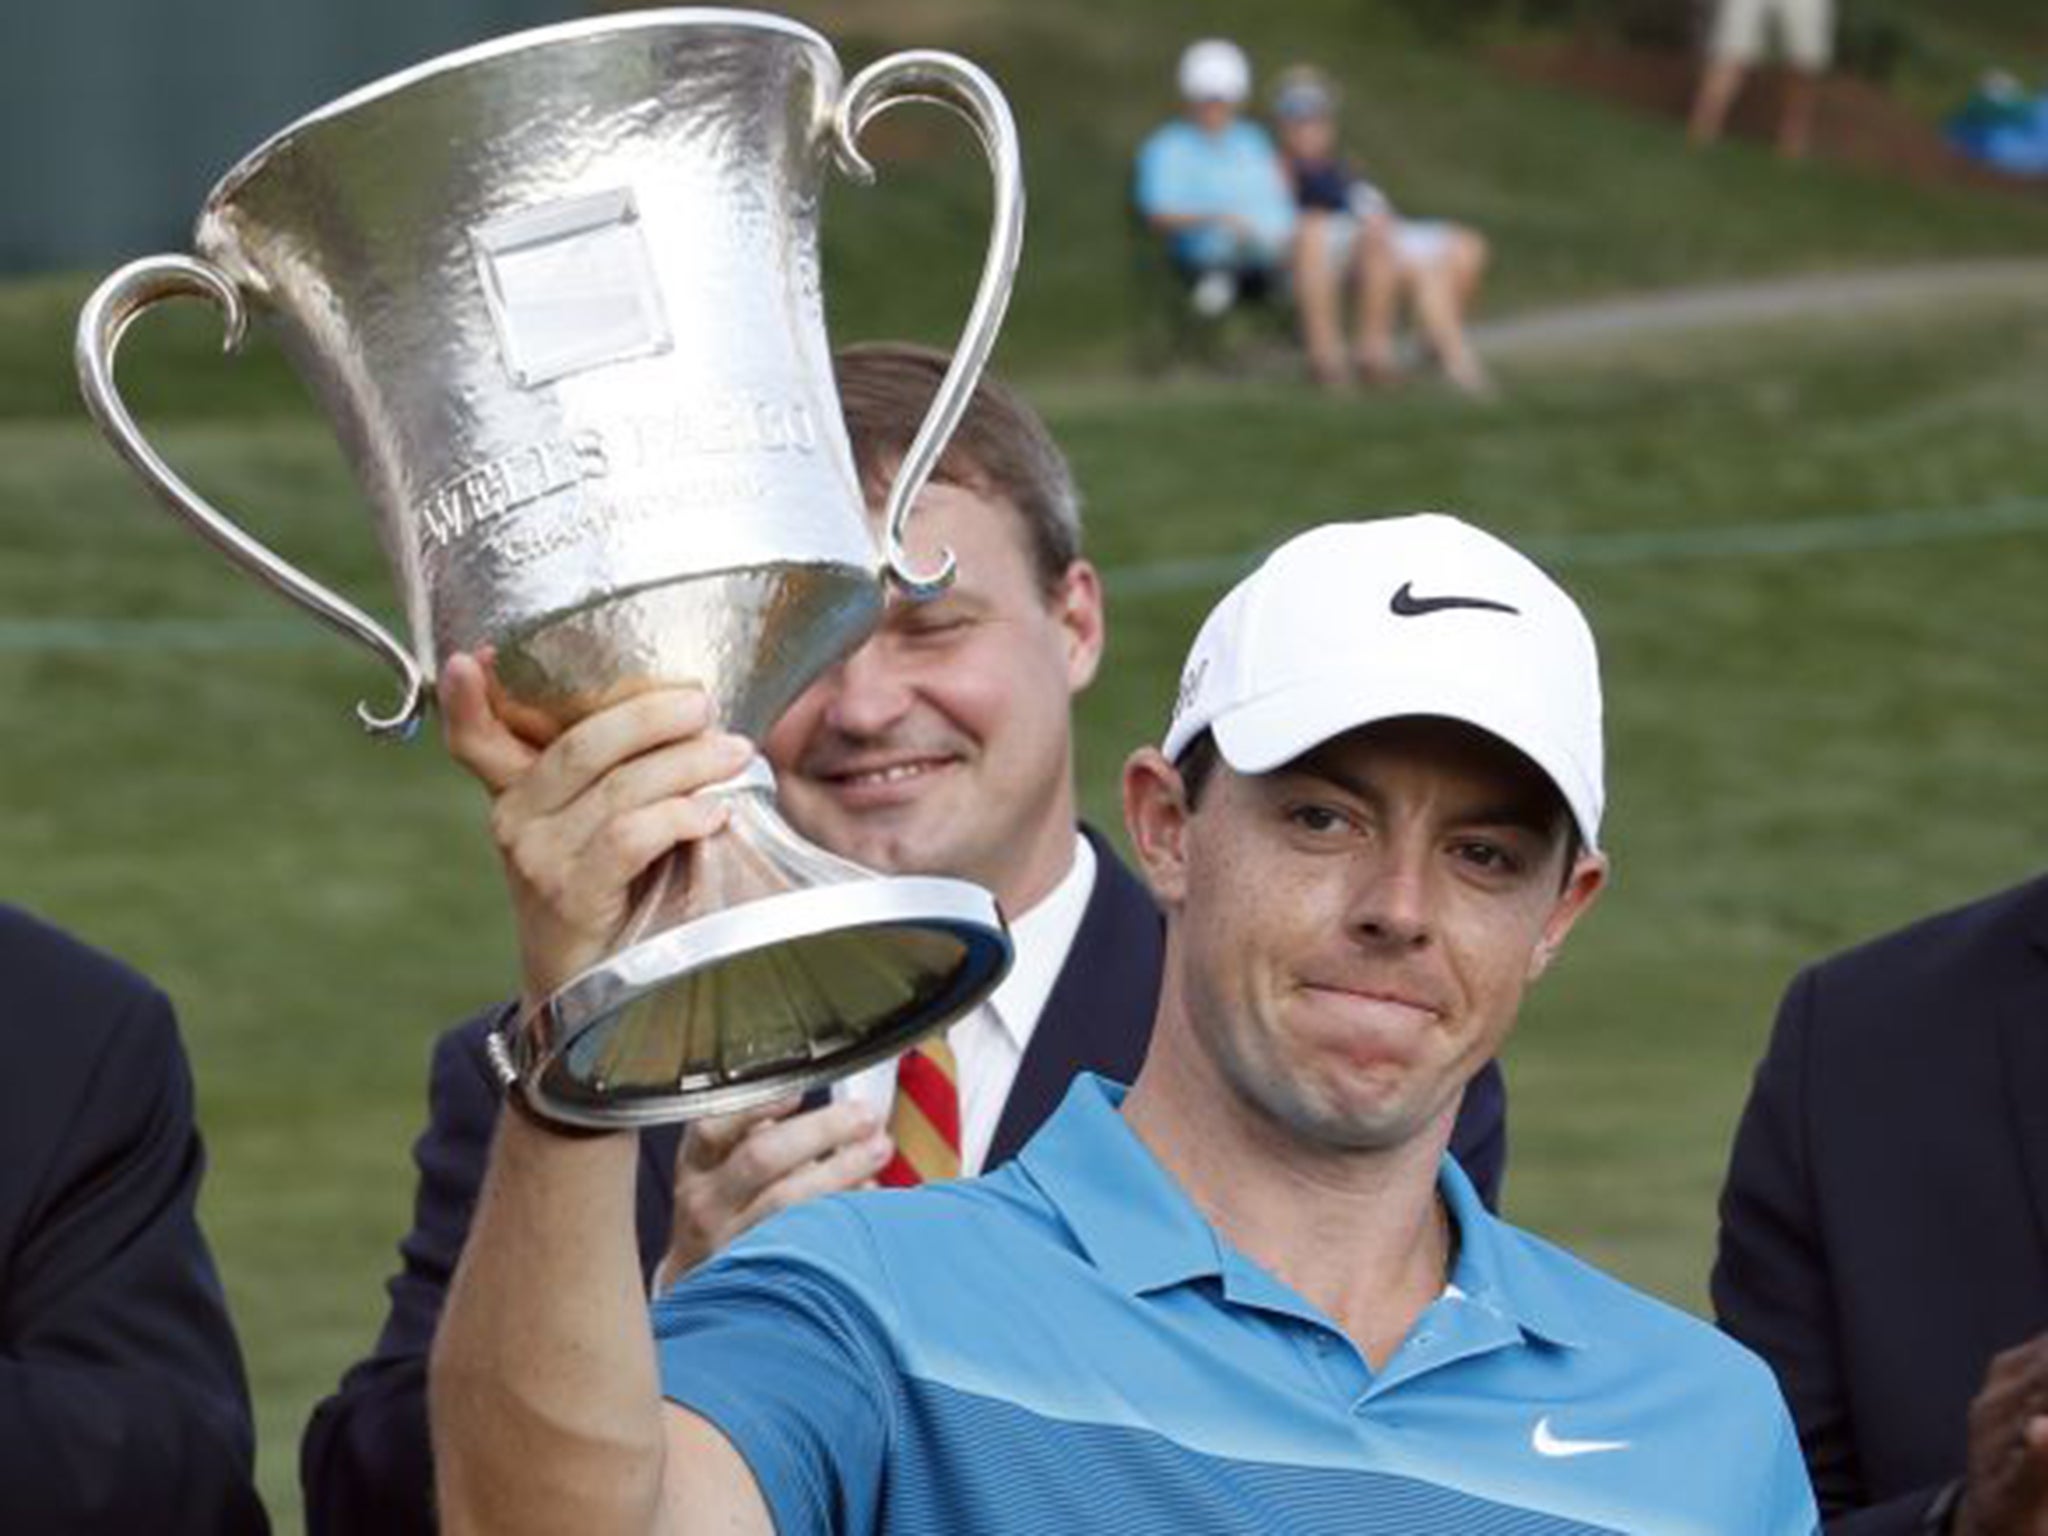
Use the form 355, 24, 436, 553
488, 1012, 616, 1139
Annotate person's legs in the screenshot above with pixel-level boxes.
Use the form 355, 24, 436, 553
1447, 225, 1488, 311
1774, 0, 1833, 158
1688, 58, 1747, 146
1407, 231, 1491, 398
1776, 70, 1820, 158
1690, 0, 1764, 146
1349, 211, 1401, 382
1290, 212, 1348, 387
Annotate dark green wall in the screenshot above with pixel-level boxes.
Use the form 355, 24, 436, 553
0, 0, 574, 272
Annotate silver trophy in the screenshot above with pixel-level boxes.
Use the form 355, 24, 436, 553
76, 10, 1022, 1127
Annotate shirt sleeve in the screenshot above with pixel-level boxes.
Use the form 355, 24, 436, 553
1132, 127, 1180, 218
1755, 1386, 1825, 1536
653, 1202, 898, 1536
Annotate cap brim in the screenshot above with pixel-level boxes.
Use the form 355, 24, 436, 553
1208, 670, 1601, 852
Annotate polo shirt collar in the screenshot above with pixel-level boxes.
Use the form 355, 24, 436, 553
1437, 1153, 1589, 1351
1020, 1075, 1590, 1351
1019, 1075, 1228, 1296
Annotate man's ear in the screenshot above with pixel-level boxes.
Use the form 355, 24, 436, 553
1122, 746, 1193, 907
1526, 849, 1609, 982
1052, 559, 1106, 694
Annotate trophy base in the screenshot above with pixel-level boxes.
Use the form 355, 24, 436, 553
501, 767, 1013, 1128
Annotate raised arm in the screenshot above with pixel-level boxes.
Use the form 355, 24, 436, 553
426, 656, 770, 1536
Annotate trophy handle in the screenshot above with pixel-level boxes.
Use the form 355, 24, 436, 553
834, 51, 1024, 601
75, 256, 428, 739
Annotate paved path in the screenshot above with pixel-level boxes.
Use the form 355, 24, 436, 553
10, 257, 2047, 645
1034, 256, 2048, 413
1472, 257, 2048, 359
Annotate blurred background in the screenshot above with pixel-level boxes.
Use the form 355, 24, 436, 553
3, 1, 2045, 1526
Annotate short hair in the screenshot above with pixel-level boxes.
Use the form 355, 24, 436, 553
1169, 725, 1584, 879
1270, 64, 1338, 123
1174, 728, 1225, 810
834, 342, 1083, 595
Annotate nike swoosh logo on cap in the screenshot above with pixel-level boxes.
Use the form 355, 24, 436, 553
1389, 581, 1520, 617
1531, 1415, 1630, 1458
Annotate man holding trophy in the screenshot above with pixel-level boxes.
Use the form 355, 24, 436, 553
427, 513, 1818, 1533
72, 13, 1507, 1531
302, 343, 1515, 1530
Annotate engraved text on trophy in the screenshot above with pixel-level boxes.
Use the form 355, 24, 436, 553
415, 395, 822, 567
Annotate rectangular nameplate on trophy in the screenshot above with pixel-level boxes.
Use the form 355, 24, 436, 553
473, 187, 673, 386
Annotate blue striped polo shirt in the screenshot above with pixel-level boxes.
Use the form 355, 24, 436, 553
652, 1076, 1817, 1534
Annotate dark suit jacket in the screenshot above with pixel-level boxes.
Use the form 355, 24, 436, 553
1714, 873, 2048, 1534
302, 829, 1508, 1533
0, 905, 268, 1535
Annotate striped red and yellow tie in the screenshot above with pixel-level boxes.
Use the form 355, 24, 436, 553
877, 1035, 961, 1188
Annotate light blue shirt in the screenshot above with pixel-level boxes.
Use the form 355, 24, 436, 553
654, 1076, 1818, 1534
1134, 118, 1296, 269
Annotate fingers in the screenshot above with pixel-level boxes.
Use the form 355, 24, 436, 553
719, 1101, 887, 1199
666, 1100, 893, 1280
492, 732, 751, 952
518, 729, 755, 870
445, 654, 764, 1003
1963, 1337, 2048, 1532
441, 652, 537, 794
737, 1123, 895, 1228
446, 650, 753, 813
681, 1096, 804, 1172
1980, 1337, 2048, 1420
514, 689, 732, 819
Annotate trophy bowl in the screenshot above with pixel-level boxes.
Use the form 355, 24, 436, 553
76, 9, 1024, 1127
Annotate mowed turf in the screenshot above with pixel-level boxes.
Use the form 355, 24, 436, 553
3, 281, 2045, 1523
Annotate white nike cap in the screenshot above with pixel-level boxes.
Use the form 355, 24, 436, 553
1161, 514, 1605, 849
1178, 39, 1251, 104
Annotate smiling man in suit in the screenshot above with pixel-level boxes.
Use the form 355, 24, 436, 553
1715, 883, 2048, 1534
301, 346, 1510, 1533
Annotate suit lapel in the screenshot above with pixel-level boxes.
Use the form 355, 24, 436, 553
986, 829, 1163, 1170
1999, 892, 2048, 1268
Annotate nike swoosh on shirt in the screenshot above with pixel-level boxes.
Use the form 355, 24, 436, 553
1531, 1415, 1631, 1458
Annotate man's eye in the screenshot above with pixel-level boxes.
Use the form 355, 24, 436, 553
1288, 805, 1348, 834
1453, 840, 1521, 874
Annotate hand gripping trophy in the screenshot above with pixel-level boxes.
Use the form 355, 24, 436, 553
76, 11, 1022, 1127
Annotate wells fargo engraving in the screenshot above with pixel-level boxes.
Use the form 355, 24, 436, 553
418, 432, 609, 551
416, 391, 821, 563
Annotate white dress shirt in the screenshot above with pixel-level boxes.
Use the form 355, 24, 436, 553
838, 832, 1098, 1174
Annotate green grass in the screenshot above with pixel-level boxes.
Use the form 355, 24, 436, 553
12, 0, 2048, 417
8, 286, 2048, 1527
9, 3, 2048, 1527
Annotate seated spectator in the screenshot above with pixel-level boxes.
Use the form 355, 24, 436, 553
1132, 40, 1297, 324
1271, 66, 1494, 397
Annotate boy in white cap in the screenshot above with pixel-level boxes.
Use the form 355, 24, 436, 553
1133, 38, 1298, 319
431, 515, 1819, 1534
